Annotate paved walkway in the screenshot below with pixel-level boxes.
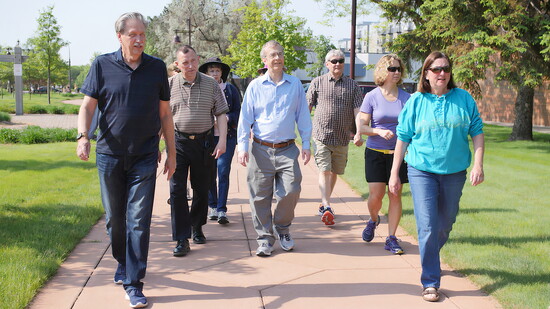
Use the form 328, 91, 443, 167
22, 111, 502, 308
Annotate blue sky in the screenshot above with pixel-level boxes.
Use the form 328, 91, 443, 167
0, 0, 378, 65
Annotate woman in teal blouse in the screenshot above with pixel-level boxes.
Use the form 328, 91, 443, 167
389, 51, 485, 302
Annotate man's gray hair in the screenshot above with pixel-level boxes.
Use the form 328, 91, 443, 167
115, 12, 148, 34
325, 49, 345, 62
260, 40, 283, 58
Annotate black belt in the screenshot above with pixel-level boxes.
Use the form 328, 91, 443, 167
253, 137, 295, 148
175, 128, 213, 140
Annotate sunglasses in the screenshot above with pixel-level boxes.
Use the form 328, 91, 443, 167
427, 66, 451, 74
329, 58, 345, 64
387, 66, 401, 72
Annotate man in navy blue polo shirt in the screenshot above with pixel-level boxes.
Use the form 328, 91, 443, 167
76, 12, 175, 308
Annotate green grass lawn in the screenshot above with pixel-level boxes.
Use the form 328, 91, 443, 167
341, 124, 550, 309
0, 92, 83, 114
0, 142, 103, 309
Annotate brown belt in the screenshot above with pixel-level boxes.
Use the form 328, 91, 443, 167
253, 137, 295, 148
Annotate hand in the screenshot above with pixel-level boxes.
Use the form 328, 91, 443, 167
212, 141, 226, 159
302, 149, 311, 165
378, 129, 394, 140
470, 165, 484, 186
388, 174, 402, 195
76, 139, 91, 161
163, 154, 176, 181
157, 150, 162, 163
353, 133, 364, 146
238, 151, 249, 167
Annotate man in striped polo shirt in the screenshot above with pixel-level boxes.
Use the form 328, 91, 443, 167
307, 49, 364, 226
168, 45, 229, 257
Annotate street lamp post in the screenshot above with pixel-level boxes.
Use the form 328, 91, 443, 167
173, 18, 192, 46
350, 0, 357, 79
68, 46, 72, 92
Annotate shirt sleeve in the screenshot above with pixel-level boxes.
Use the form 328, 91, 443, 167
226, 84, 242, 129
306, 78, 318, 108
213, 82, 230, 116
80, 57, 101, 99
360, 91, 374, 114
296, 81, 312, 150
237, 80, 256, 152
352, 81, 363, 109
467, 92, 484, 137
159, 64, 170, 102
396, 93, 418, 143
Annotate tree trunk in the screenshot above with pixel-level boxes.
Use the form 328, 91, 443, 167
47, 69, 51, 105
509, 85, 534, 141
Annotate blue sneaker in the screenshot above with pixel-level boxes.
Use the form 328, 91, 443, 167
385, 235, 404, 255
113, 263, 125, 285
125, 288, 148, 308
362, 216, 380, 242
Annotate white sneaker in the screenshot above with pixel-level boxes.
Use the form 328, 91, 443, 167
217, 211, 229, 224
256, 243, 274, 256
279, 233, 295, 251
208, 208, 218, 220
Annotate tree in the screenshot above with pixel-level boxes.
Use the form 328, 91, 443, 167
74, 52, 101, 91
146, 0, 251, 64
27, 6, 68, 104
224, 0, 313, 78
316, 0, 550, 141
306, 35, 337, 78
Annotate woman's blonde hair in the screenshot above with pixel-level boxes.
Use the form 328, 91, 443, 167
374, 54, 405, 86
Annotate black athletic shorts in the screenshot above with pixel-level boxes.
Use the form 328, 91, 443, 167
364, 148, 408, 184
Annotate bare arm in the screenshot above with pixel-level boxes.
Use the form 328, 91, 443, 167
76, 96, 98, 161
213, 114, 227, 159
388, 139, 409, 195
159, 100, 176, 180
470, 133, 485, 186
352, 107, 364, 146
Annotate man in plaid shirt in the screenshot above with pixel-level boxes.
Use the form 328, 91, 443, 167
307, 49, 364, 226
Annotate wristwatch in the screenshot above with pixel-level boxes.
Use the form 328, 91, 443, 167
76, 132, 88, 140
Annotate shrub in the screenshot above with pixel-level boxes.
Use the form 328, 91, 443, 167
0, 112, 10, 122
0, 126, 77, 144
0, 128, 21, 143
26, 105, 48, 114
19, 126, 49, 144
46, 105, 65, 115
61, 93, 81, 98
65, 105, 80, 114
0, 105, 14, 113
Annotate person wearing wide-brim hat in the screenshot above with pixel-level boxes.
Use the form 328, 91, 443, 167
257, 64, 268, 76
199, 57, 231, 83
199, 57, 242, 225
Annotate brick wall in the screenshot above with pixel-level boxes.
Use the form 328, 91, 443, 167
476, 71, 550, 127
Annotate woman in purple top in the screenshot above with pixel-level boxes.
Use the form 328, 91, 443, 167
356, 54, 410, 254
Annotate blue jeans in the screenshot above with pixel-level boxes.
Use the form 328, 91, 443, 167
208, 136, 237, 212
407, 166, 466, 289
96, 152, 158, 291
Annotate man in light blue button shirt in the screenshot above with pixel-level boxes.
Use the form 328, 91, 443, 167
237, 40, 312, 257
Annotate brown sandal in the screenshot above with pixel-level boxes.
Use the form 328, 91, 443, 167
422, 287, 440, 302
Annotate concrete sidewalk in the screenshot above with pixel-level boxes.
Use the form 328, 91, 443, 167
28, 152, 501, 308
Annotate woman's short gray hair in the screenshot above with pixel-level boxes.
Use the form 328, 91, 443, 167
325, 49, 345, 62
115, 12, 148, 34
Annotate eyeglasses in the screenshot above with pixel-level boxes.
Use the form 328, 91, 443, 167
387, 66, 401, 72
427, 66, 451, 74
329, 58, 345, 64
267, 51, 284, 59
